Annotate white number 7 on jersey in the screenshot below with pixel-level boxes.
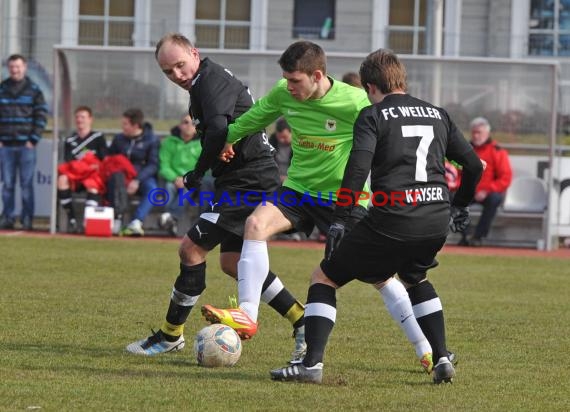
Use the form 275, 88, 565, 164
401, 125, 434, 182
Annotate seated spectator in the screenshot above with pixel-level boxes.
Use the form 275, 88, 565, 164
57, 106, 107, 232
158, 114, 213, 236
268, 117, 292, 183
342, 71, 362, 88
107, 108, 159, 236
459, 117, 512, 246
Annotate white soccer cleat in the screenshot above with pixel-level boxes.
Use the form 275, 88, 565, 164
126, 329, 185, 355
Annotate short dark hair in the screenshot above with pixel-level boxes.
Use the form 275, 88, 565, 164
122, 108, 144, 127
8, 54, 27, 64
74, 105, 93, 116
275, 117, 291, 133
359, 49, 407, 94
342, 72, 362, 88
155, 32, 194, 60
278, 41, 326, 75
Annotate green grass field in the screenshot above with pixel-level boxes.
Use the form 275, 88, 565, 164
1, 236, 568, 411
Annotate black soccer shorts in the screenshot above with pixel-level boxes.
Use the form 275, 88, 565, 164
186, 217, 244, 253
321, 217, 446, 287
185, 187, 269, 252
275, 186, 367, 236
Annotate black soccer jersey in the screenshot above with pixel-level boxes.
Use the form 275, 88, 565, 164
63, 130, 107, 162
188, 58, 277, 191
338, 93, 479, 240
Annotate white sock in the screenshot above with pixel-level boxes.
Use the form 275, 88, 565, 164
237, 240, 268, 321
379, 278, 432, 358
260, 275, 284, 304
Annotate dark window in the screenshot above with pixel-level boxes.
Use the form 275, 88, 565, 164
293, 0, 335, 40
529, 0, 570, 56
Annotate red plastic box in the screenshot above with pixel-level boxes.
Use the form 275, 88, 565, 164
84, 206, 114, 237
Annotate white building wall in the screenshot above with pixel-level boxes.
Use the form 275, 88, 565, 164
35, 0, 63, 69
150, 0, 179, 46
460, 0, 512, 57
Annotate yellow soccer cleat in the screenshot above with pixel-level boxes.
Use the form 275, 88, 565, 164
201, 304, 258, 340
420, 352, 434, 374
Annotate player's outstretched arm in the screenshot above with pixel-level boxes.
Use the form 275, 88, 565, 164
226, 83, 283, 145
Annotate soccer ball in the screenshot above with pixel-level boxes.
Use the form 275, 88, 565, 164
194, 324, 242, 367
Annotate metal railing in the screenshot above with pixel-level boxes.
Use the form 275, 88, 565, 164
50, 46, 562, 249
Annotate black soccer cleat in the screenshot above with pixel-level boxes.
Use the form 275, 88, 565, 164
270, 362, 323, 384
433, 357, 455, 384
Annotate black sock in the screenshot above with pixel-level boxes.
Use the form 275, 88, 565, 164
303, 283, 336, 367
58, 189, 75, 219
407, 281, 447, 362
165, 262, 206, 327
262, 271, 304, 328
86, 192, 100, 207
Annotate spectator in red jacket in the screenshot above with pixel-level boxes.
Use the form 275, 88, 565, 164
57, 106, 107, 232
459, 117, 512, 246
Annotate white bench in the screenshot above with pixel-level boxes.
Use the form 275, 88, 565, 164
447, 176, 547, 248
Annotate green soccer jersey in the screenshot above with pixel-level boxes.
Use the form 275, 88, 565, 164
227, 78, 370, 200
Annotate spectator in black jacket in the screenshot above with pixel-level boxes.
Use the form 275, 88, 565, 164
0, 54, 47, 230
57, 105, 108, 232
107, 108, 159, 236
